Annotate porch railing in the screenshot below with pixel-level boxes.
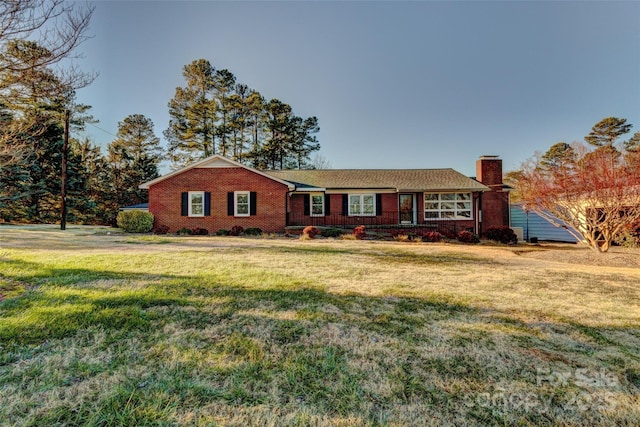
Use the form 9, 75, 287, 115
286, 211, 465, 236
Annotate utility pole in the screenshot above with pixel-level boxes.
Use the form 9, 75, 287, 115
60, 109, 70, 230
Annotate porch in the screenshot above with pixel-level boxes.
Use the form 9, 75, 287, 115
286, 211, 468, 236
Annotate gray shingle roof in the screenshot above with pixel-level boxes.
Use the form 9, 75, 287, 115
265, 169, 489, 192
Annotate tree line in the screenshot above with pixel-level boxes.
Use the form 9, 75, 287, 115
165, 58, 320, 170
1, 2, 321, 226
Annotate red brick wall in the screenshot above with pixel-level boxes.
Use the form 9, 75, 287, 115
476, 156, 510, 231
148, 167, 289, 233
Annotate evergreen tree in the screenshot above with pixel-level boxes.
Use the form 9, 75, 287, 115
213, 69, 236, 157
539, 142, 576, 169
165, 59, 217, 167
289, 116, 320, 169
106, 114, 163, 214
165, 58, 324, 170
585, 117, 632, 149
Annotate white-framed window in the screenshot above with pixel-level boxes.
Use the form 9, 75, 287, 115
349, 194, 375, 216
424, 193, 472, 220
310, 193, 325, 216
189, 191, 205, 217
234, 191, 250, 216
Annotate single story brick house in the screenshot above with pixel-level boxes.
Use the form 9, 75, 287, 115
139, 155, 509, 235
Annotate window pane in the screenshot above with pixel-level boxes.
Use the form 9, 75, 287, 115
190, 193, 203, 216
457, 202, 471, 210
312, 205, 323, 215
456, 193, 471, 200
441, 202, 455, 210
425, 193, 439, 201
441, 194, 455, 200
441, 211, 455, 218
236, 193, 249, 215
425, 211, 439, 219
425, 202, 439, 210
349, 195, 361, 215
457, 210, 471, 218
363, 195, 374, 215
311, 195, 323, 204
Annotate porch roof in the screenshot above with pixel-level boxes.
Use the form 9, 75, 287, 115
265, 169, 489, 193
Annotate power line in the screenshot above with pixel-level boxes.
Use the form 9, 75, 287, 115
88, 122, 117, 138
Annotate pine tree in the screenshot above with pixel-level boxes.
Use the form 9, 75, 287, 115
165, 59, 217, 167
585, 117, 632, 149
108, 114, 163, 212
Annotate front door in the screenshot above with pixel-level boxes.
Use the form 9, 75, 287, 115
399, 194, 415, 224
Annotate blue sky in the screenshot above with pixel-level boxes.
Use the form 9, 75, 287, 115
76, 1, 640, 176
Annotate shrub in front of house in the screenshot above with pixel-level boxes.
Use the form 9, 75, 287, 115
393, 232, 410, 242
423, 231, 443, 243
390, 229, 406, 239
302, 226, 320, 239
191, 227, 209, 236
116, 211, 154, 233
229, 225, 244, 236
483, 226, 517, 244
353, 225, 366, 240
153, 224, 170, 235
320, 228, 343, 238
216, 229, 230, 236
244, 227, 263, 236
176, 227, 192, 235
457, 230, 479, 244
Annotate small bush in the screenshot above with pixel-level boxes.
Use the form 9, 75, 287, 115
229, 225, 244, 236
321, 228, 343, 238
245, 227, 263, 236
176, 227, 192, 235
216, 229, 230, 236
457, 230, 479, 244
483, 226, 518, 244
153, 224, 170, 235
353, 225, 366, 240
390, 229, 406, 239
116, 211, 154, 233
191, 227, 209, 236
393, 233, 410, 242
614, 230, 640, 248
302, 226, 320, 239
423, 231, 443, 243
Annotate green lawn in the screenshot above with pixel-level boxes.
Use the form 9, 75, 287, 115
1, 225, 639, 426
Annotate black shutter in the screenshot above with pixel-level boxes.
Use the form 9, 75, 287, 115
376, 194, 383, 216
204, 192, 211, 216
181, 192, 188, 216
303, 194, 310, 216
324, 194, 331, 216
250, 192, 257, 215
342, 194, 348, 216
227, 192, 234, 216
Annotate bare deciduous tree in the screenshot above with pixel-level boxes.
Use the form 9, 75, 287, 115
1, 0, 94, 167
515, 142, 640, 253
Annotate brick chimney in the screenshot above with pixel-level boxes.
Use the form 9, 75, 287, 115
476, 155, 509, 232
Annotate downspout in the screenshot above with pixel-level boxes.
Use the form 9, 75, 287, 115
475, 192, 482, 235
